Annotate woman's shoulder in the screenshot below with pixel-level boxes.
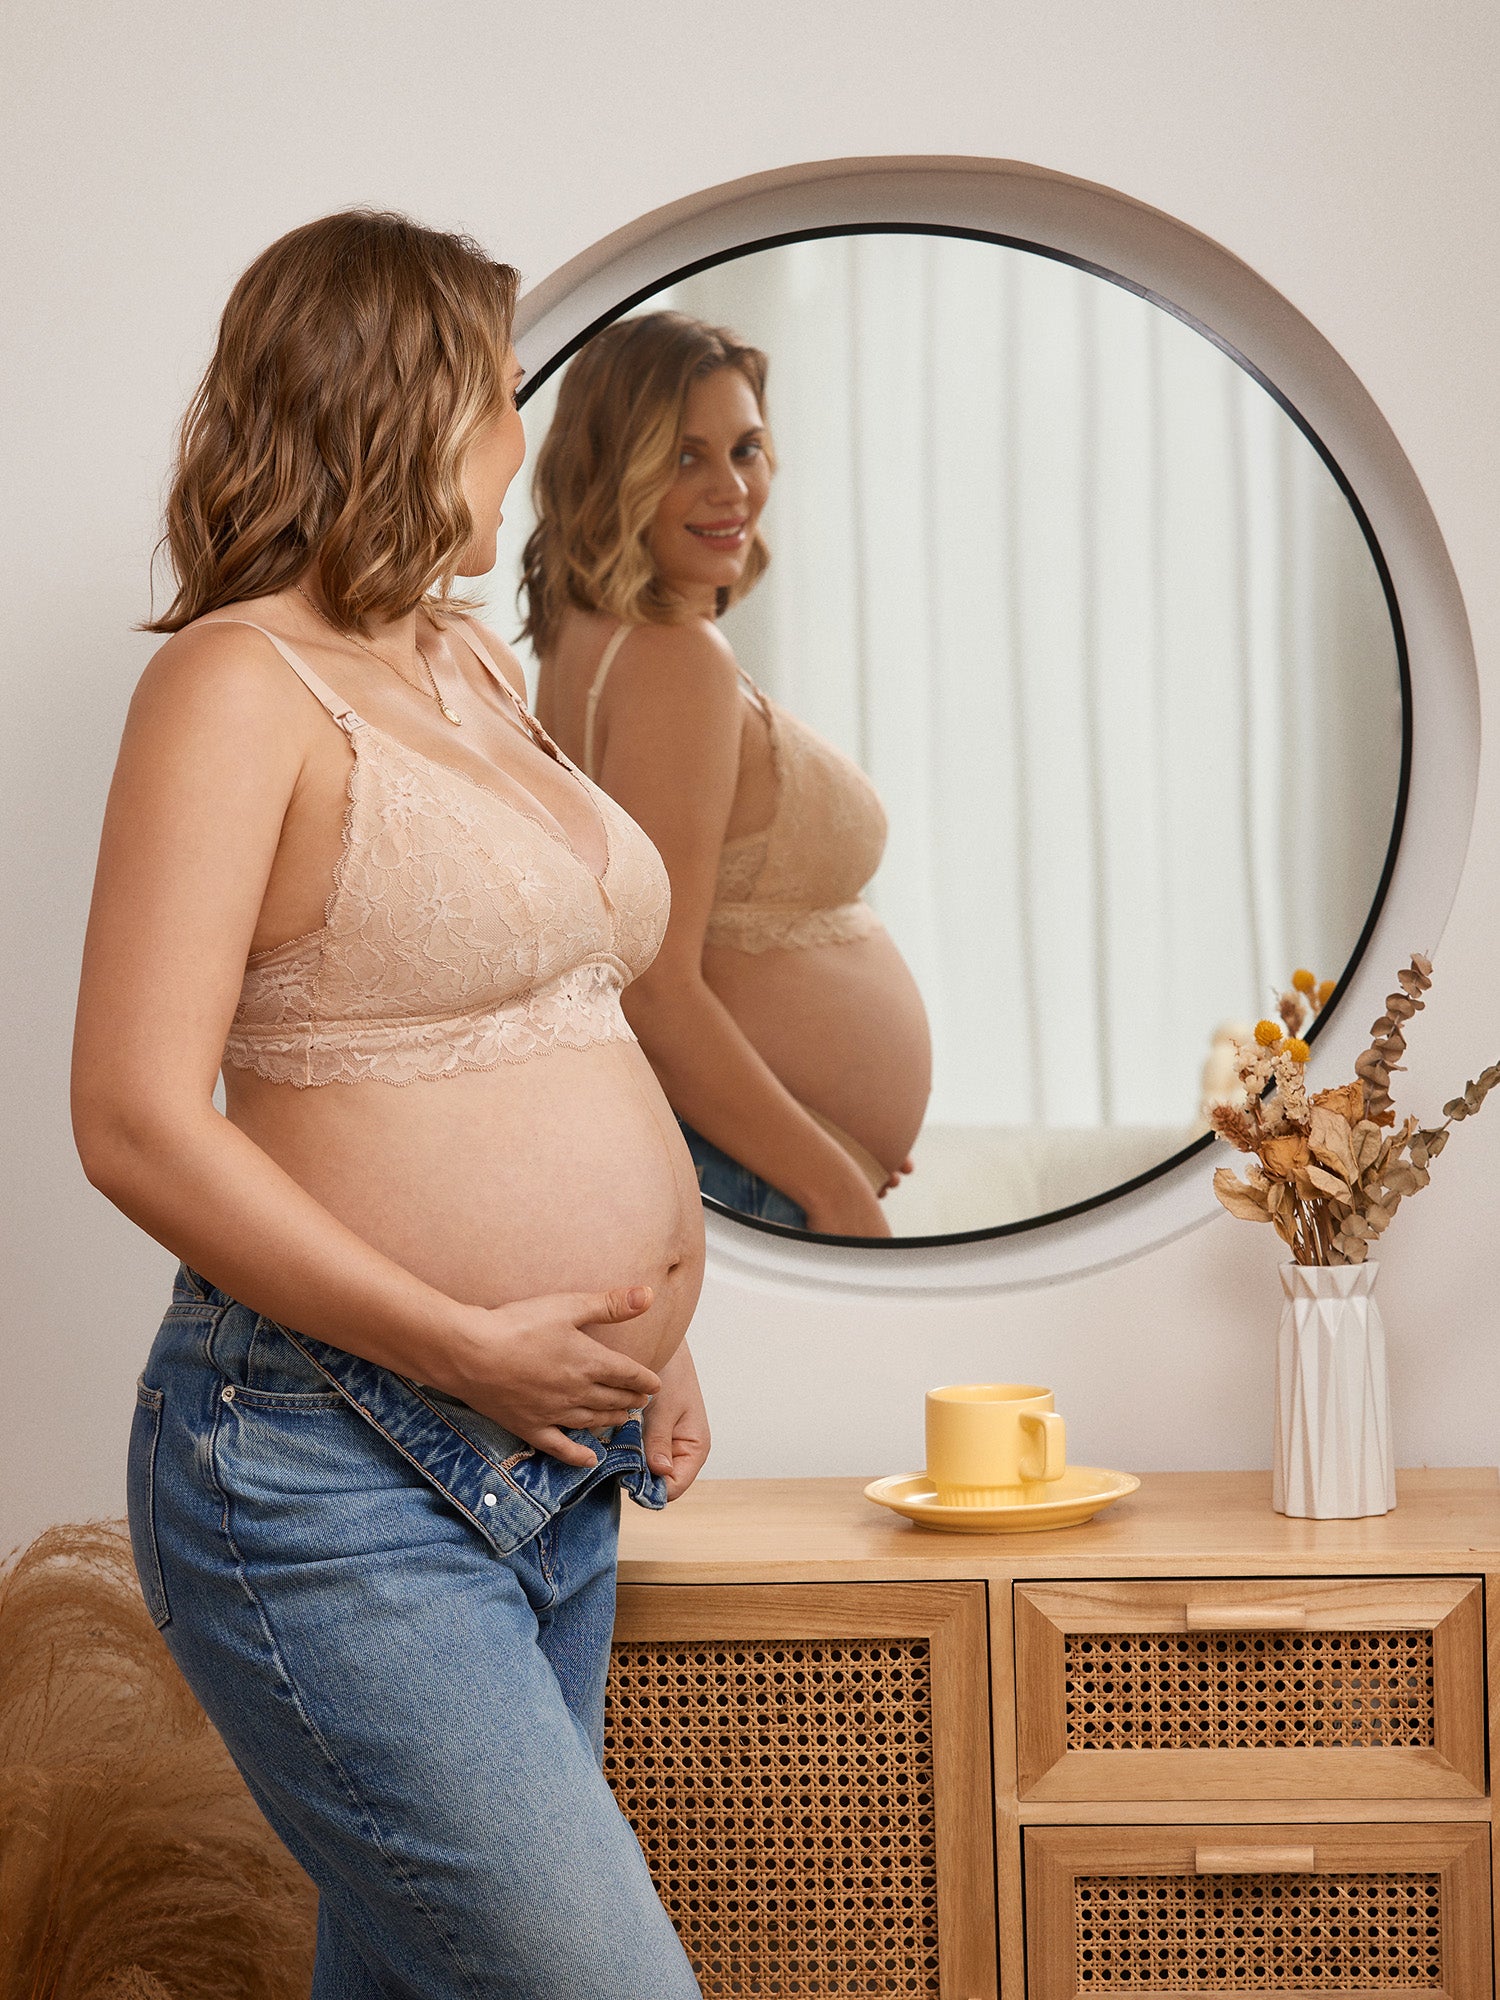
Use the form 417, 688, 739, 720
611, 614, 740, 691
594, 618, 745, 761
128, 601, 328, 739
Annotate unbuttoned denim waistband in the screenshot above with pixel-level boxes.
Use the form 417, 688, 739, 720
173, 1264, 667, 1555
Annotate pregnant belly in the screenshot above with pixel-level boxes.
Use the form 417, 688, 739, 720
702, 926, 933, 1170
224, 1039, 704, 1377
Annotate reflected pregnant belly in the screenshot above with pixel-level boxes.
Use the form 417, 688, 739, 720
224, 1039, 705, 1377
702, 926, 933, 1170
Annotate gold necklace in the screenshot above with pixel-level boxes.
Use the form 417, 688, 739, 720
294, 585, 463, 725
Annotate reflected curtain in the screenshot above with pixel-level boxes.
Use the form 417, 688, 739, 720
497, 236, 1402, 1132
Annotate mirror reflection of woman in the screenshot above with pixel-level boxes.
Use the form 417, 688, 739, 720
524, 312, 932, 1238
71, 214, 704, 1997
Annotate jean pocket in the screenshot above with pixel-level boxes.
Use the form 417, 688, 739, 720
211, 1304, 346, 1407
126, 1379, 171, 1629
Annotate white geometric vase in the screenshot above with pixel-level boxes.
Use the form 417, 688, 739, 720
1273, 1262, 1395, 1519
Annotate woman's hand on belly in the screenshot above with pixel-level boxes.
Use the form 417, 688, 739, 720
438, 1286, 664, 1467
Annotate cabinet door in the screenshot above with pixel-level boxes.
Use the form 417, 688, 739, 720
607, 1581, 995, 1999
1025, 1822, 1491, 2000
1015, 1577, 1486, 1801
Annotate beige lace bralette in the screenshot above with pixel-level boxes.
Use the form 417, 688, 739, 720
212, 620, 670, 1087
583, 625, 887, 954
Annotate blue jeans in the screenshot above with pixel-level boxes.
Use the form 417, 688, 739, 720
126, 1264, 700, 2000
676, 1117, 808, 1229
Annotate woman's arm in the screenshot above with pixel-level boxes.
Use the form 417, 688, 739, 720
72, 626, 660, 1466
590, 621, 889, 1236
467, 614, 714, 1494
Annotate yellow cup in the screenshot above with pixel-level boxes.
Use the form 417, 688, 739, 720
925, 1383, 1067, 1507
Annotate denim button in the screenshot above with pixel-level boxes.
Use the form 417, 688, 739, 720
221, 1386, 235, 1402
481, 1493, 497, 1507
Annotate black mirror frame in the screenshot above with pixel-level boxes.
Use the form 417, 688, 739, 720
516, 217, 1413, 1252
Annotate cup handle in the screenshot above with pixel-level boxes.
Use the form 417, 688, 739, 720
1021, 1411, 1066, 1482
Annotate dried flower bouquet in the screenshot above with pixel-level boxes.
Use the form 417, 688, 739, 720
1210, 956, 1499, 1266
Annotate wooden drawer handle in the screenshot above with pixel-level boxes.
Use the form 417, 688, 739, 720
1185, 1603, 1308, 1630
1195, 1844, 1315, 1874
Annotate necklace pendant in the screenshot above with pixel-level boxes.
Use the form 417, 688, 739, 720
440, 703, 463, 725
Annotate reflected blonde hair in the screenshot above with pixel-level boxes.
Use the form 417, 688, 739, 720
519, 310, 772, 656
146, 209, 519, 635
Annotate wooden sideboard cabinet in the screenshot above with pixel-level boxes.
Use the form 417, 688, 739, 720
607, 1468, 1500, 2000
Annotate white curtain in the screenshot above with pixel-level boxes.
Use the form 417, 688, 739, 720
493, 234, 1403, 1141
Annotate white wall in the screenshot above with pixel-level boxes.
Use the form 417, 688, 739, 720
4, 1, 1498, 1549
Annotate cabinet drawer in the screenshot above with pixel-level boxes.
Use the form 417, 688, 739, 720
606, 1582, 995, 1999
1015, 1578, 1485, 1801
1025, 1822, 1491, 2000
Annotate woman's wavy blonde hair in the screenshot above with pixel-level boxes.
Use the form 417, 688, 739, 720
146, 209, 519, 634
519, 310, 772, 656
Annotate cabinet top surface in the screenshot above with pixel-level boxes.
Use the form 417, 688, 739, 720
617, 1468, 1500, 1582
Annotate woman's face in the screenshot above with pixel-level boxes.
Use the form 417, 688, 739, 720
648, 366, 771, 610
456, 348, 527, 577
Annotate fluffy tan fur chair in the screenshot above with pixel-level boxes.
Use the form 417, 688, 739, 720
0, 1520, 316, 2000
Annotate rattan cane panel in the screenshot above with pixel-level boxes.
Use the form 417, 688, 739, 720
604, 1637, 941, 1997
1065, 1630, 1436, 1752
1073, 1872, 1444, 1990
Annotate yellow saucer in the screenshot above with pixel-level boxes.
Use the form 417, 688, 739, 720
863, 1465, 1140, 1533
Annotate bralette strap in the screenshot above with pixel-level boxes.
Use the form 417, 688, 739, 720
735, 665, 774, 726
450, 619, 524, 712
199, 619, 364, 732
583, 624, 635, 780
450, 619, 574, 764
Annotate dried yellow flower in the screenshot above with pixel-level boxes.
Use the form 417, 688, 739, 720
1284, 1037, 1311, 1063
1292, 969, 1316, 994
1254, 1019, 1283, 1047
1317, 979, 1336, 1005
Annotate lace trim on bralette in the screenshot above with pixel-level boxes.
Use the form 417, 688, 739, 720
703, 898, 884, 955
223, 957, 636, 1088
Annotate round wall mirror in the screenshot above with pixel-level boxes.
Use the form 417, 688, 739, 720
491, 223, 1408, 1249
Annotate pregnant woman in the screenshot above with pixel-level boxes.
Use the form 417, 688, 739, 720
522, 312, 932, 1238
71, 213, 705, 1999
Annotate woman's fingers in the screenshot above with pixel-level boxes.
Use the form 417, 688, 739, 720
642, 1411, 676, 1473
571, 1336, 661, 1403
574, 1284, 654, 1324
660, 1431, 712, 1502
530, 1402, 652, 1464
551, 1289, 663, 1396
472, 1290, 662, 1443
529, 1426, 600, 1468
